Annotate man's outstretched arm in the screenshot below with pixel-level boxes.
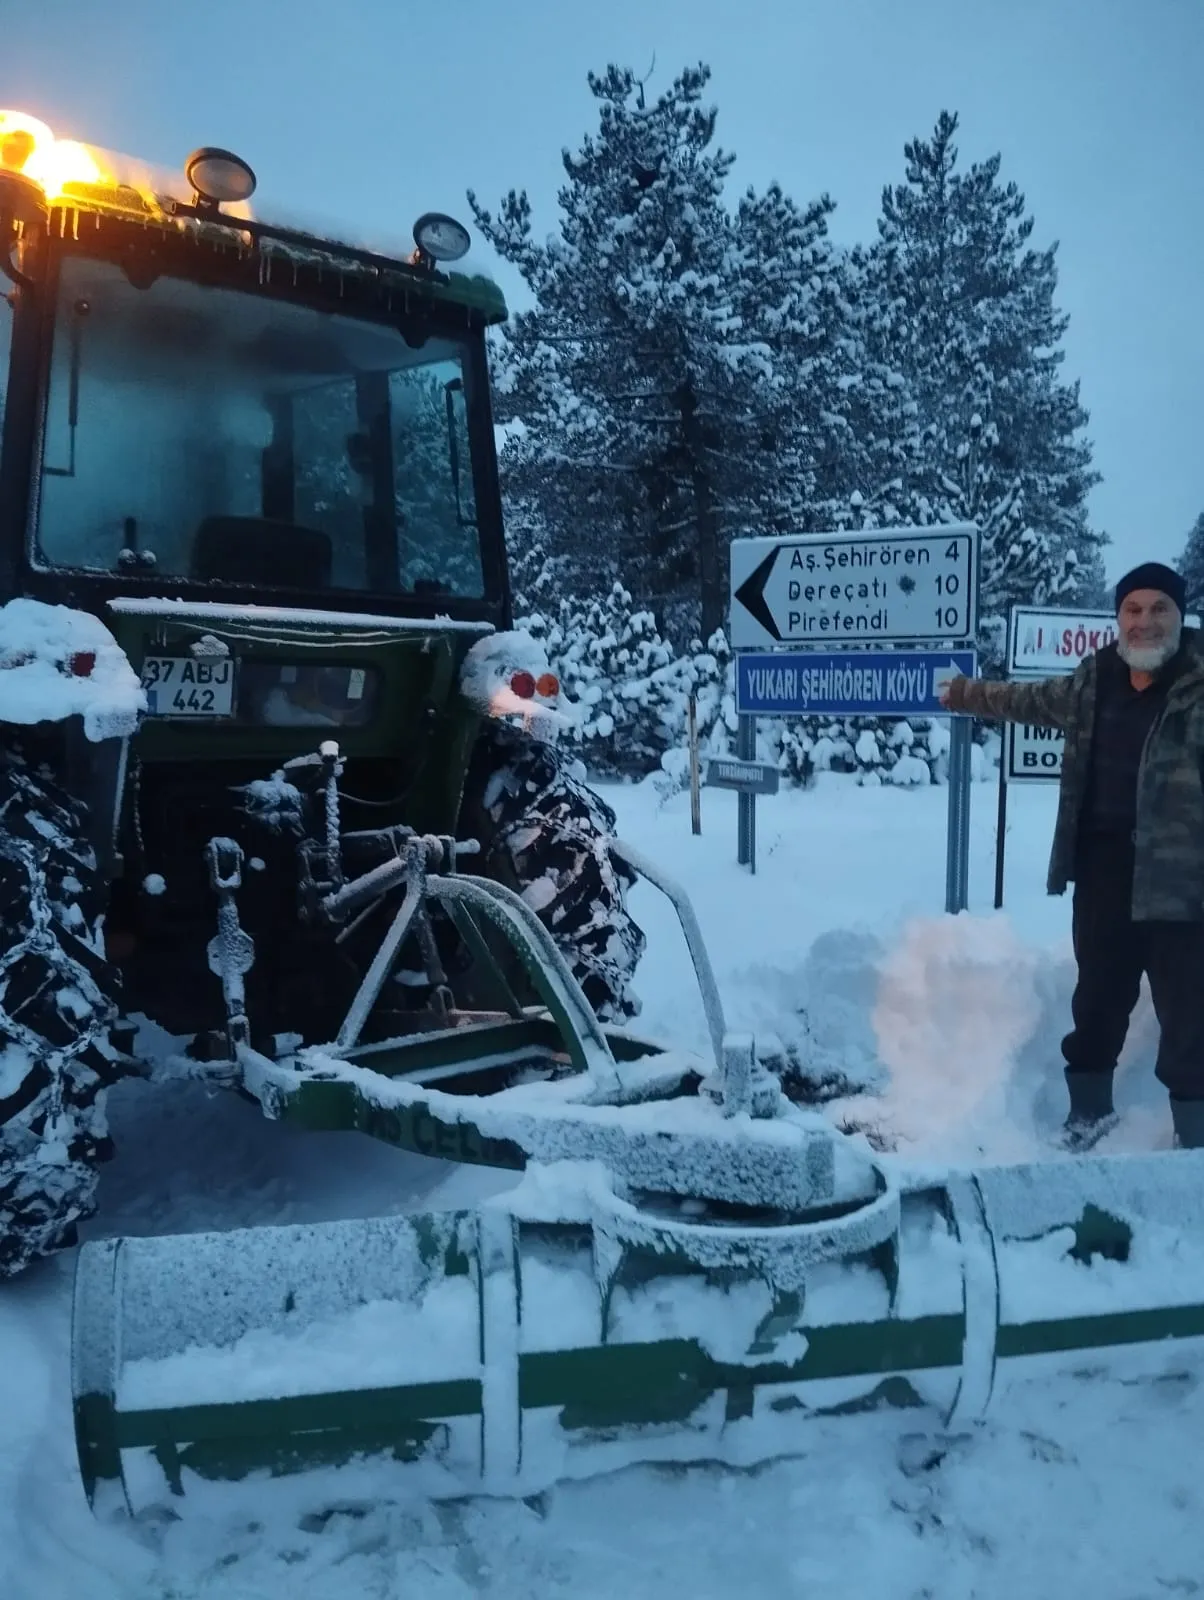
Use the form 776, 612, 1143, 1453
939, 671, 1078, 729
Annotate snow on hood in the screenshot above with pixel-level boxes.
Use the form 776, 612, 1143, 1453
459, 629, 575, 734
0, 598, 146, 741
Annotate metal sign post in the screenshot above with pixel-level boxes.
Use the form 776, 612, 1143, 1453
993, 750, 1008, 910
945, 716, 973, 914
736, 716, 756, 871
727, 522, 981, 908
704, 747, 778, 876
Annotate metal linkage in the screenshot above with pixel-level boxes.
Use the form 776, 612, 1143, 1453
609, 836, 727, 1074
203, 837, 255, 1055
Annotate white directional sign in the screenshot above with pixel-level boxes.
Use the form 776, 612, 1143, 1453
729, 524, 978, 650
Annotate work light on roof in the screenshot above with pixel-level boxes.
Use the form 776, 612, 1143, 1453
0, 108, 101, 207
412, 212, 471, 265
185, 146, 257, 211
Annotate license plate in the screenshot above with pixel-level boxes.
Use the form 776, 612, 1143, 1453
140, 656, 236, 718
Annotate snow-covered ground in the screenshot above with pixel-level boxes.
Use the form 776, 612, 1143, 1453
4, 770, 1201, 1600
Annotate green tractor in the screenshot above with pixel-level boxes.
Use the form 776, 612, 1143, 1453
0, 111, 649, 1278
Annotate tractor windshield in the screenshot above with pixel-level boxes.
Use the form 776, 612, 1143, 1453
34, 254, 486, 599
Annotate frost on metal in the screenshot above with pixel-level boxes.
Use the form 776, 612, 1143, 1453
0, 599, 145, 741
107, 596, 495, 635
237, 773, 305, 833
90, 1211, 476, 1411
280, 1045, 882, 1221
189, 634, 230, 658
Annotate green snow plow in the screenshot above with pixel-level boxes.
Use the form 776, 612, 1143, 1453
72, 831, 1204, 1516
74, 1070, 1204, 1516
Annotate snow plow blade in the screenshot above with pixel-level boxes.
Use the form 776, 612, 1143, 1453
73, 1148, 1204, 1518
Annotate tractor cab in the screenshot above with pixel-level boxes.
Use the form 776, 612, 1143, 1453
0, 109, 511, 626
0, 109, 650, 1317
0, 110, 620, 1048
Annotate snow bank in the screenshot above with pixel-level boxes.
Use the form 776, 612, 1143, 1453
0, 598, 145, 740
868, 914, 1046, 1151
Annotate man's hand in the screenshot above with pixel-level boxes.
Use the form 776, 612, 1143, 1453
936, 672, 963, 711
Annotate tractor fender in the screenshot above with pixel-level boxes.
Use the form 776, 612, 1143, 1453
0, 597, 145, 742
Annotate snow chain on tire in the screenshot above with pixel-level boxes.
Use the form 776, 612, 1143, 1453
462, 723, 646, 1022
0, 755, 123, 1279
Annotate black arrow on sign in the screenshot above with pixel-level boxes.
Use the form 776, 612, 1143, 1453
734, 546, 782, 641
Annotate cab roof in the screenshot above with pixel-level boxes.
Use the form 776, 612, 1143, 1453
0, 108, 508, 325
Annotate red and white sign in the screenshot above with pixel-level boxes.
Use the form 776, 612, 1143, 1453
1006, 607, 1117, 676
1008, 602, 1200, 677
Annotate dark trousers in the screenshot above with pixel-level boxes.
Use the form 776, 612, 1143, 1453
1062, 832, 1204, 1100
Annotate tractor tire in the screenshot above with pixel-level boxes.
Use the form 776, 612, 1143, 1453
0, 755, 123, 1279
460, 722, 646, 1022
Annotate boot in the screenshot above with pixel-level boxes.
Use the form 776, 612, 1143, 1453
1170, 1098, 1204, 1150
1061, 1070, 1118, 1152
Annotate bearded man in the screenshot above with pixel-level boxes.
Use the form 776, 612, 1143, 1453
939, 563, 1204, 1150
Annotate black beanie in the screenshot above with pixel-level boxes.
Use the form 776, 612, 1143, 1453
1114, 562, 1186, 616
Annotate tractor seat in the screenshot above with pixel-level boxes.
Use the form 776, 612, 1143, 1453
190, 516, 334, 589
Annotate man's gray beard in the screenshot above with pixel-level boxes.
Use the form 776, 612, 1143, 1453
1117, 623, 1181, 673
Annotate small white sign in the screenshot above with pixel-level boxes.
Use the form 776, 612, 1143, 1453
1007, 722, 1064, 782
729, 523, 978, 649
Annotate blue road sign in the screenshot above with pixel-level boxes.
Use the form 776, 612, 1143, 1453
735, 648, 978, 718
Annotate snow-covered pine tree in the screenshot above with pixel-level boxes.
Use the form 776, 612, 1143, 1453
726, 182, 859, 536
815, 241, 929, 531
868, 111, 1106, 665
1068, 538, 1109, 608
1175, 511, 1204, 614
471, 63, 828, 643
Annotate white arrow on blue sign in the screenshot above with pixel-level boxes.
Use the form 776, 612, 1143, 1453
736, 648, 978, 718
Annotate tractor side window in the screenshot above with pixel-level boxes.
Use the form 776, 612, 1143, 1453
292, 379, 368, 592
392, 360, 483, 598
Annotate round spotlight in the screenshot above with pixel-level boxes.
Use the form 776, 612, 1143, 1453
185, 146, 257, 209
412, 212, 471, 264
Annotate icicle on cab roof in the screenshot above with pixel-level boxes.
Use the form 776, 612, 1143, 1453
0, 107, 507, 322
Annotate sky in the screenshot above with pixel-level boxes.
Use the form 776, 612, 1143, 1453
5, 0, 1202, 586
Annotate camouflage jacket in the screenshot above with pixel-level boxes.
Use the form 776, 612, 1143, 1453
948, 631, 1204, 919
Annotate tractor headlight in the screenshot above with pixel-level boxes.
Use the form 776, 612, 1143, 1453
185, 146, 257, 210
412, 212, 471, 264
